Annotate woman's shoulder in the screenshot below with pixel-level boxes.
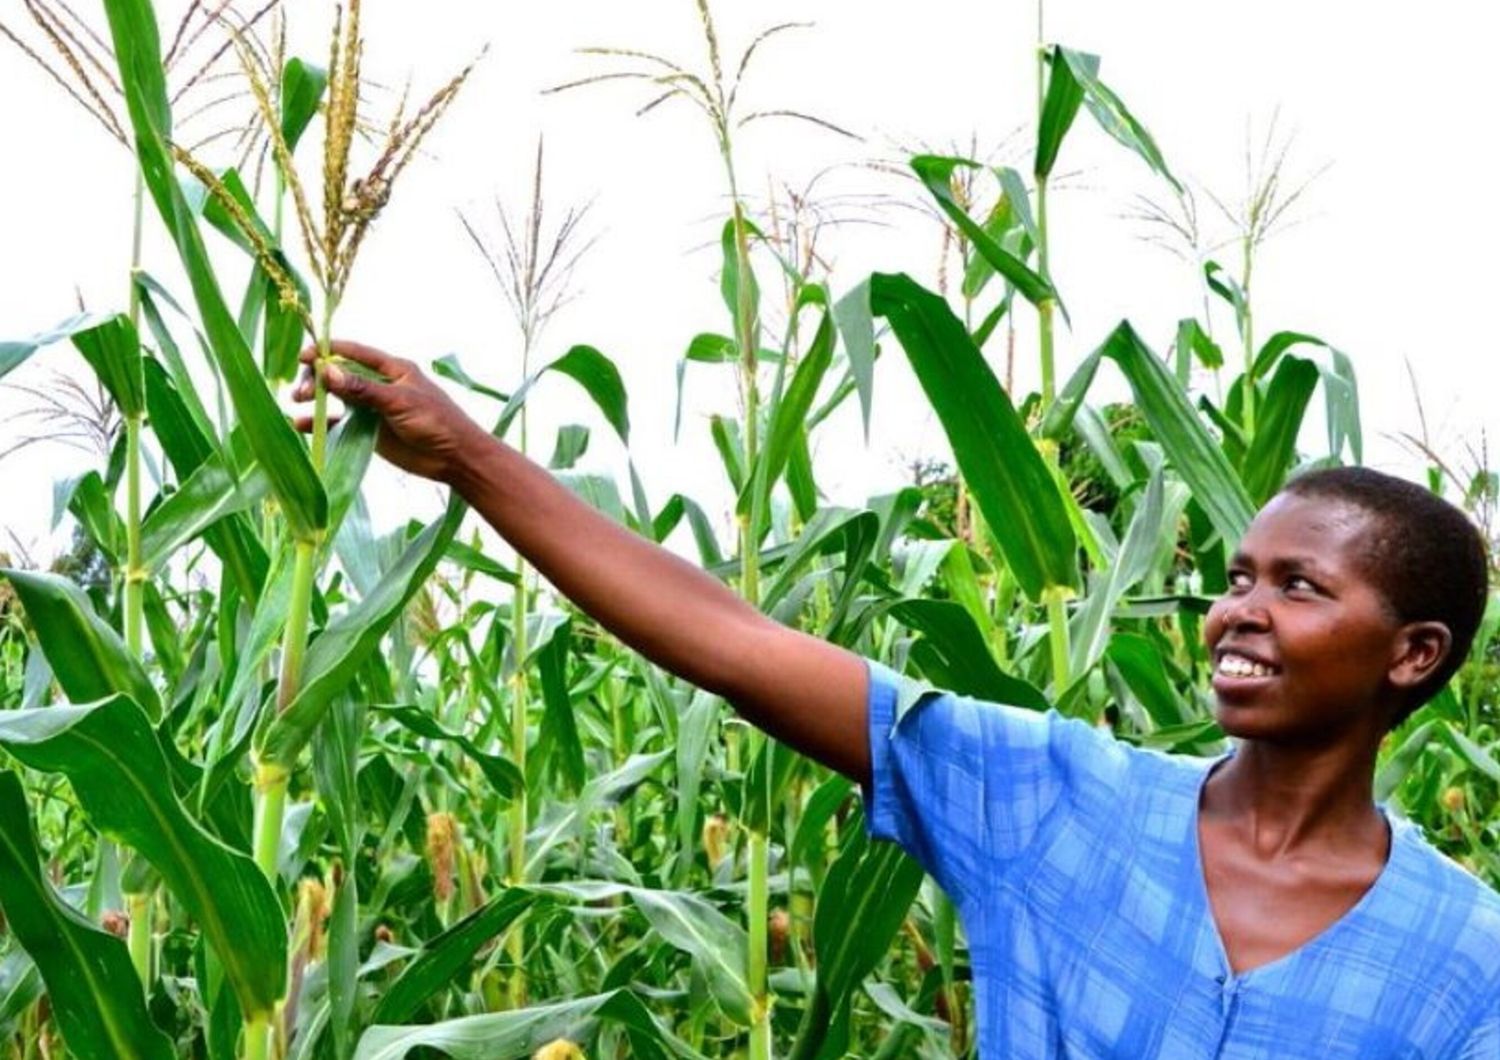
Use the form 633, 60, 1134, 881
1387, 818, 1500, 980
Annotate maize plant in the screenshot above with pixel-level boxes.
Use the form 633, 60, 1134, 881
0, 1, 1496, 1059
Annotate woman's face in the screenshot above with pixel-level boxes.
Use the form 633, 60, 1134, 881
1202, 493, 1407, 745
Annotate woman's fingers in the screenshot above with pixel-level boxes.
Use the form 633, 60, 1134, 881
297, 339, 409, 378
292, 412, 342, 434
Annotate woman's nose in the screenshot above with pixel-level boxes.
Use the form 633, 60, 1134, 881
1219, 587, 1271, 630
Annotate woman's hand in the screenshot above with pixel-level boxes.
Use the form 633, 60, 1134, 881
293, 341, 488, 484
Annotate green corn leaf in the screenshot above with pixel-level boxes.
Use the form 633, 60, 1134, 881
281, 57, 328, 151
1052, 322, 1256, 547
710, 415, 747, 495
740, 310, 835, 522
832, 281, 877, 439
1, 570, 161, 720
1106, 632, 1192, 728
1250, 332, 1362, 465
375, 704, 522, 797
324, 406, 380, 542
0, 312, 107, 382
720, 215, 762, 358
0, 772, 175, 1060
1241, 355, 1319, 504
1067, 469, 1167, 679
370, 890, 539, 1025
139, 457, 270, 573
788, 773, 853, 876
549, 344, 630, 444
1058, 47, 1180, 191
0, 950, 43, 1032
1175, 317, 1223, 383
910, 157, 1057, 309
536, 618, 586, 795
261, 497, 467, 769
523, 751, 670, 879
686, 333, 737, 362
888, 599, 1049, 711
72, 314, 146, 418
432, 353, 509, 402
1035, 47, 1090, 181
1375, 720, 1438, 802
794, 811, 924, 1060
629, 887, 753, 1026
0, 697, 286, 1018
54, 471, 122, 561
101, 0, 327, 539
869, 272, 1078, 599
356, 988, 693, 1060
549, 424, 591, 469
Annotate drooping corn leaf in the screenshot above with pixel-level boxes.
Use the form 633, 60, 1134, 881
375, 704, 522, 798
0, 697, 286, 1018
0, 772, 174, 1060
100, 0, 327, 539
0, 312, 106, 382
1057, 46, 1180, 191
356, 988, 691, 1060
1, 570, 161, 720
887, 599, 1049, 711
548, 344, 630, 444
1035, 47, 1090, 181
261, 497, 468, 769
831, 281, 877, 438
868, 272, 1078, 599
1048, 322, 1255, 547
370, 889, 539, 1025
139, 456, 271, 573
71, 314, 146, 418
910, 157, 1056, 309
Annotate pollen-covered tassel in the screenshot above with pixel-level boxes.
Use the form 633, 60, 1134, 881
702, 811, 731, 871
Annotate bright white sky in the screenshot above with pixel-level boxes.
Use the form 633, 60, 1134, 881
2, 1, 1496, 565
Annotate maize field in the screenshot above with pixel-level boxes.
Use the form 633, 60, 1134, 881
0, 1, 1495, 1058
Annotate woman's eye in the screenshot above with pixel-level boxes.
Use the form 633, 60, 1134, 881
1285, 576, 1317, 593
1226, 570, 1251, 590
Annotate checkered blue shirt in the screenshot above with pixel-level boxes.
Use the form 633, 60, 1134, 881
862, 659, 1500, 1058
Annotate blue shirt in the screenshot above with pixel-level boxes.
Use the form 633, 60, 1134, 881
862, 659, 1500, 1058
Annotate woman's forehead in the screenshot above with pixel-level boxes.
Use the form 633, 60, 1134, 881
1239, 493, 1377, 562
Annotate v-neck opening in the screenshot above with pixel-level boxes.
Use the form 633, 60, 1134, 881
1188, 750, 1402, 984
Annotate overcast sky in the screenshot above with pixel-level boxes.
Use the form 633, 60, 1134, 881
2, 1, 1496, 563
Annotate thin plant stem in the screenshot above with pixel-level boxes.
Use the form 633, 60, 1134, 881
126, 890, 150, 983
1036, 175, 1056, 412
243, 1016, 270, 1060
123, 415, 144, 657
1045, 586, 1071, 694
1240, 237, 1256, 436
723, 143, 771, 1060
121, 171, 152, 988
507, 350, 533, 1008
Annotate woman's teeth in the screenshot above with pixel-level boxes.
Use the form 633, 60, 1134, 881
1218, 654, 1276, 678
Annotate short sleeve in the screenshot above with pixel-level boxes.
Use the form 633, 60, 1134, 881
861, 658, 1106, 905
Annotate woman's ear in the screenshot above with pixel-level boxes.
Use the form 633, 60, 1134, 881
1388, 621, 1454, 693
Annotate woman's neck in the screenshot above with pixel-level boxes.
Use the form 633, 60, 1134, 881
1205, 736, 1387, 857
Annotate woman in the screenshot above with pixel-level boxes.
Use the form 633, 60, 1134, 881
297, 341, 1499, 1058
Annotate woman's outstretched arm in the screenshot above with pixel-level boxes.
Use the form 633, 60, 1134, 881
296, 340, 873, 783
